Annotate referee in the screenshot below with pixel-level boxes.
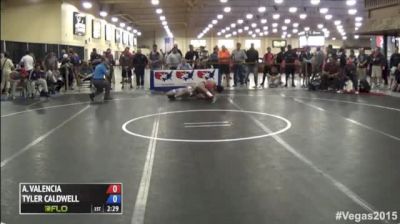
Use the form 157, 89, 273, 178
89, 57, 112, 101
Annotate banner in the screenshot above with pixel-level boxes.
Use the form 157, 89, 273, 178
73, 12, 86, 36
150, 69, 220, 91
92, 20, 101, 39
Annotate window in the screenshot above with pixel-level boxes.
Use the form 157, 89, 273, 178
245, 39, 261, 49
217, 39, 234, 50
190, 39, 207, 48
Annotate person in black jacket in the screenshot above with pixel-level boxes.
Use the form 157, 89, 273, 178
299, 46, 313, 87
185, 45, 199, 68
283, 45, 298, 87
389, 46, 400, 87
276, 47, 285, 76
132, 49, 148, 88
245, 43, 259, 88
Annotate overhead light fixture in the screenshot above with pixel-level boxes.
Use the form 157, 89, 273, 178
355, 16, 363, 22
111, 17, 118, 22
133, 29, 138, 33
343, 36, 348, 40
208, 24, 214, 28
232, 31, 237, 35
293, 29, 298, 33
355, 22, 362, 27
299, 14, 307, 19
272, 28, 278, 33
230, 23, 236, 28
156, 8, 163, 14
82, 1, 92, 9
310, 0, 320, 5
151, 0, 159, 5
221, 29, 226, 33
226, 27, 231, 31
348, 9, 357, 15
223, 7, 231, 13
127, 26, 132, 31
258, 7, 266, 13
289, 7, 298, 13
238, 29, 243, 33
346, 0, 356, 6
284, 19, 291, 24
246, 14, 254, 19
251, 23, 257, 28
237, 19, 244, 24
264, 31, 269, 35
160, 16, 166, 21
99, 11, 108, 17
293, 23, 299, 27
244, 26, 249, 30
217, 14, 224, 19
325, 14, 332, 20
220, 0, 228, 3
317, 24, 324, 29
120, 22, 126, 28
261, 19, 267, 24
212, 20, 218, 24
304, 27, 310, 31
273, 14, 280, 20
255, 28, 261, 33
334, 20, 341, 25
332, 37, 336, 40
272, 23, 278, 27
282, 26, 287, 30
354, 35, 360, 39
274, 0, 283, 4
320, 8, 328, 14
263, 26, 268, 30
217, 32, 222, 36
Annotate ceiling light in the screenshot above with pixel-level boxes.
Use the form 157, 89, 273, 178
224, 7, 231, 13
162, 21, 167, 26
246, 14, 254, 19
160, 16, 166, 21
293, 23, 299, 27
287, 34, 292, 37
156, 8, 163, 14
111, 17, 118, 22
273, 28, 278, 33
304, 27, 310, 31
249, 31, 253, 35
259, 33, 264, 37
99, 11, 108, 17
255, 28, 261, 33
324, 33, 330, 37
212, 20, 218, 24
133, 29, 138, 33
337, 25, 343, 29
244, 26, 249, 30
334, 20, 341, 25
355, 16, 363, 22
289, 7, 298, 13
217, 14, 224, 19
325, 14, 332, 20
348, 9, 357, 15
273, 14, 280, 20
237, 19, 244, 24
354, 35, 360, 39
281, 34, 286, 38
346, 0, 356, 6
232, 31, 237, 35
282, 26, 287, 30
332, 37, 336, 40
238, 29, 243, 33
151, 0, 159, 5
355, 27, 359, 31
221, 30, 226, 33
263, 26, 268, 30
208, 24, 214, 28
284, 19, 291, 24
120, 22, 126, 28
317, 24, 324, 29
343, 36, 348, 40
320, 8, 328, 14
258, 7, 266, 13
220, 0, 228, 3
355, 22, 362, 27
310, 0, 320, 5
264, 31, 269, 35
226, 27, 231, 31
272, 23, 278, 27
251, 23, 257, 28
127, 26, 132, 31
231, 23, 236, 28
261, 19, 267, 24
299, 14, 307, 19
252, 34, 257, 38
293, 29, 298, 33
82, 1, 92, 9
274, 0, 283, 4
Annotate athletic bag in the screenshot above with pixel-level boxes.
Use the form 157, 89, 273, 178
359, 79, 371, 93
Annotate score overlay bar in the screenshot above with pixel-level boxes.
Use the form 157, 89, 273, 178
19, 183, 123, 214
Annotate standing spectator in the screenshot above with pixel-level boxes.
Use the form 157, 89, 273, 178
59, 54, 74, 90
28, 64, 49, 97
1, 52, 15, 96
90, 48, 102, 70
149, 44, 162, 70
132, 49, 148, 88
260, 47, 274, 87
245, 43, 259, 88
313, 47, 325, 76
44, 52, 58, 72
338, 48, 347, 75
299, 46, 313, 87
104, 48, 115, 85
166, 47, 182, 70
89, 57, 112, 101
208, 46, 219, 69
185, 44, 199, 68
357, 48, 369, 84
20, 51, 35, 75
389, 46, 400, 88
119, 47, 133, 89
69, 49, 81, 86
231, 43, 247, 87
59, 49, 68, 61
370, 47, 386, 89
348, 49, 357, 64
344, 58, 358, 94
283, 45, 298, 87
218, 45, 231, 87
276, 47, 285, 78
168, 44, 183, 56
198, 46, 209, 68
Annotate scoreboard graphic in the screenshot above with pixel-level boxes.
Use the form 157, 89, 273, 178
19, 183, 123, 214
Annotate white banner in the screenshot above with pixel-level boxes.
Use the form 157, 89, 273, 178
153, 69, 219, 88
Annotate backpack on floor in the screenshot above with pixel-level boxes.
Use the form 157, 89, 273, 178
308, 74, 321, 91
359, 79, 371, 93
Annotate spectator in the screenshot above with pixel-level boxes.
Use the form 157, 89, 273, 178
321, 55, 341, 91
276, 47, 285, 77
28, 64, 49, 97
104, 48, 115, 85
168, 44, 183, 56
20, 51, 35, 75
218, 45, 231, 87
389, 46, 400, 88
338, 47, 347, 75
344, 58, 358, 94
89, 57, 112, 101
177, 59, 193, 70
166, 47, 182, 70
300, 46, 313, 87
245, 43, 259, 88
348, 49, 357, 64
231, 42, 247, 87
149, 44, 162, 70
44, 52, 58, 72
59, 49, 68, 61
312, 46, 325, 76
198, 46, 209, 68
208, 46, 219, 69
69, 49, 81, 86
260, 47, 274, 87
185, 44, 199, 68
119, 47, 133, 89
393, 64, 400, 92
90, 48, 102, 69
370, 47, 386, 89
1, 52, 15, 96
132, 49, 148, 88
357, 48, 369, 84
59, 54, 74, 90
283, 45, 298, 87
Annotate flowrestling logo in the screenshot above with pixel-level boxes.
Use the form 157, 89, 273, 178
176, 70, 195, 81
154, 71, 173, 82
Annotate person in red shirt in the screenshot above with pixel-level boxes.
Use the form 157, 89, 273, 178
260, 47, 275, 87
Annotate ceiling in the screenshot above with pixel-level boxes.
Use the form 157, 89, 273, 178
96, 0, 367, 39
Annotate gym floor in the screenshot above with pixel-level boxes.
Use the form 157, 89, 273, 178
1, 88, 399, 224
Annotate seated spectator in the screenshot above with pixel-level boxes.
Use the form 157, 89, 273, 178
46, 69, 64, 94
320, 55, 343, 91
177, 59, 192, 70
28, 65, 49, 97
